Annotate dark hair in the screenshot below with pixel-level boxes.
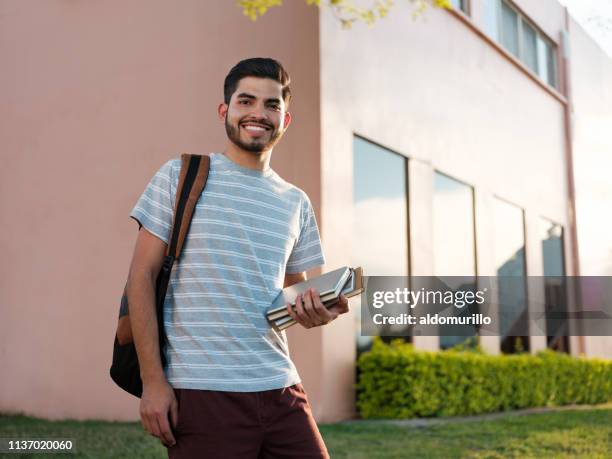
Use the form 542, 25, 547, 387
223, 57, 291, 107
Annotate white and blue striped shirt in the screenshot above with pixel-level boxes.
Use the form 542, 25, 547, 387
130, 153, 325, 391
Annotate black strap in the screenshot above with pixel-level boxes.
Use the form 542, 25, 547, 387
155, 154, 208, 366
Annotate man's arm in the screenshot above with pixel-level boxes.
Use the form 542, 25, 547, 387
126, 227, 177, 447
283, 271, 349, 328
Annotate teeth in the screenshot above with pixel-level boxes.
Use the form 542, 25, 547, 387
243, 125, 267, 131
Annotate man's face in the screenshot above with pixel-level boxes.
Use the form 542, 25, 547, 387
219, 76, 291, 154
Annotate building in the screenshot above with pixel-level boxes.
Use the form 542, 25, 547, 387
1, 0, 611, 423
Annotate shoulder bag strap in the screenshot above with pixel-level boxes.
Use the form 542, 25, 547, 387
156, 154, 210, 364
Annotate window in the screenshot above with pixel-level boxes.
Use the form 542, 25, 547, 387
541, 219, 569, 353
483, 0, 500, 41
501, 1, 519, 57
483, 0, 559, 90
433, 172, 478, 349
537, 35, 558, 88
541, 220, 564, 277
521, 20, 538, 73
493, 198, 529, 353
450, 0, 469, 15
353, 136, 410, 355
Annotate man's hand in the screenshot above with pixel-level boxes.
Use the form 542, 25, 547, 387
286, 288, 349, 329
140, 377, 178, 448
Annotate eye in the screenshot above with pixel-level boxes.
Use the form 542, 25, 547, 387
238, 99, 250, 105
268, 104, 281, 111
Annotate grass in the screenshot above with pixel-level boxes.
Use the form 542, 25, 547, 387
1, 405, 611, 458
320, 406, 612, 458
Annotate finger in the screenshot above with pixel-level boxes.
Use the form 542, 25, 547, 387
148, 413, 162, 439
143, 409, 160, 438
301, 289, 318, 323
170, 397, 179, 431
295, 293, 313, 328
156, 412, 176, 447
287, 303, 297, 321
295, 293, 312, 327
140, 411, 152, 436
338, 294, 350, 313
311, 289, 333, 324
329, 295, 349, 314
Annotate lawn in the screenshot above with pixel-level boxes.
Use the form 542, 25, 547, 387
1, 405, 611, 458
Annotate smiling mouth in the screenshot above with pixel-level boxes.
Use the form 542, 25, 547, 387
241, 123, 271, 133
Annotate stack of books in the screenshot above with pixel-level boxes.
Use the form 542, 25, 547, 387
266, 266, 364, 331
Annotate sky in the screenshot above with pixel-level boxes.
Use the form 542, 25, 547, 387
557, 0, 612, 58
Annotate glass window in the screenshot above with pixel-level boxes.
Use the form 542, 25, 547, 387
493, 198, 529, 353
541, 220, 565, 277
536, 36, 551, 84
433, 172, 478, 349
541, 219, 569, 352
501, 1, 519, 57
483, 0, 501, 41
450, 0, 468, 14
353, 136, 409, 355
433, 173, 476, 276
489, 1, 558, 90
521, 20, 538, 73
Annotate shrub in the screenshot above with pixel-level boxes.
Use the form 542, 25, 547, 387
356, 337, 612, 419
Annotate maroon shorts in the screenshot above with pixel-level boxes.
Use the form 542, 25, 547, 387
167, 383, 329, 459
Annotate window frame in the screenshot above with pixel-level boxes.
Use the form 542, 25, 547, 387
433, 169, 480, 351
519, 16, 538, 73
500, 0, 519, 57
445, 0, 566, 102
499, 0, 560, 90
492, 194, 530, 354
432, 169, 478, 277
540, 216, 566, 277
539, 217, 569, 353
352, 134, 412, 355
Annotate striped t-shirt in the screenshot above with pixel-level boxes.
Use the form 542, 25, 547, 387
130, 153, 325, 391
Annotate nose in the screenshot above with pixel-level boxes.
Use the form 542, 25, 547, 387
247, 101, 268, 120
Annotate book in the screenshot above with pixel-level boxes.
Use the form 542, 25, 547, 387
268, 267, 364, 331
266, 266, 352, 318
267, 267, 358, 321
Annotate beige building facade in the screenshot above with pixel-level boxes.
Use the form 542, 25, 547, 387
1, 0, 611, 423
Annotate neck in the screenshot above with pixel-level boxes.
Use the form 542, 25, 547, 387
223, 143, 272, 172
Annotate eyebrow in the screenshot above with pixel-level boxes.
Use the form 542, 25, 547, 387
236, 93, 281, 104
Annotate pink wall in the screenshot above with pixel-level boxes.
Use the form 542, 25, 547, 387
0, 0, 321, 421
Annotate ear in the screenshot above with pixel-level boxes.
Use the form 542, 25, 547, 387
282, 111, 292, 131
218, 103, 228, 121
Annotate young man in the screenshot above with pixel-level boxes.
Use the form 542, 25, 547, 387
126, 57, 348, 458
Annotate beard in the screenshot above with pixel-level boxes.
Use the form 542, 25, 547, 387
225, 117, 284, 154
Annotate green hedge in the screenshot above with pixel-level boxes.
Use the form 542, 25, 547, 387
356, 338, 612, 419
